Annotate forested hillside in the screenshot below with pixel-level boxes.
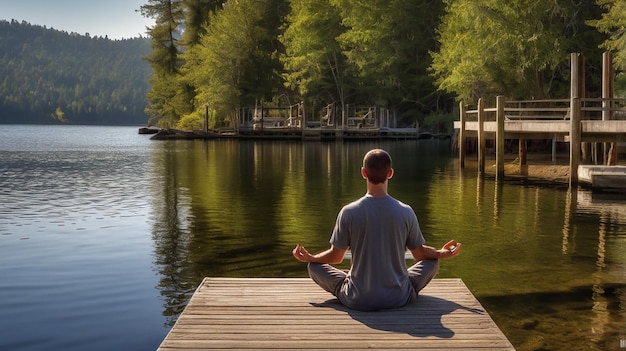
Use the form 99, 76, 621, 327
0, 20, 151, 125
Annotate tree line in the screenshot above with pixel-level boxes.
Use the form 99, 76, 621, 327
0, 20, 151, 125
141, 0, 625, 131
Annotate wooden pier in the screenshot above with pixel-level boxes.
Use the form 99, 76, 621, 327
157, 278, 514, 350
455, 53, 626, 186
235, 102, 422, 140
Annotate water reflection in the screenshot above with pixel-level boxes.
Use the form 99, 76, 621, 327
149, 139, 625, 350
562, 188, 576, 255
575, 191, 626, 349
428, 168, 625, 350
148, 142, 194, 326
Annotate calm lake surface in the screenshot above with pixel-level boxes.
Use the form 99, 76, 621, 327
1, 125, 625, 351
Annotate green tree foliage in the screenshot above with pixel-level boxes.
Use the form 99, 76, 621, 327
177, 0, 223, 129
430, 0, 610, 104
556, 1, 607, 99
141, 0, 285, 129
183, 0, 286, 128
138, 0, 621, 129
0, 20, 150, 124
590, 0, 626, 70
431, 0, 575, 103
180, 0, 222, 46
588, 0, 626, 94
280, 0, 348, 108
177, 0, 225, 128
281, 0, 444, 123
52, 107, 67, 123
332, 0, 444, 120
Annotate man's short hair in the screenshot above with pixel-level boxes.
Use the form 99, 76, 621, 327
363, 149, 392, 184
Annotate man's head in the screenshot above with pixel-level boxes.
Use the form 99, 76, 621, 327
362, 149, 393, 184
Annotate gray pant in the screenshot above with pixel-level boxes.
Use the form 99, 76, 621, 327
307, 259, 440, 302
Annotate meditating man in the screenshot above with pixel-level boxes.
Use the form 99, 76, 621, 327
292, 148, 461, 311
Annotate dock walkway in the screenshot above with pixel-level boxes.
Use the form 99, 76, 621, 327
157, 277, 514, 350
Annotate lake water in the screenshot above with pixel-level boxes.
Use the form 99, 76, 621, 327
1, 125, 625, 351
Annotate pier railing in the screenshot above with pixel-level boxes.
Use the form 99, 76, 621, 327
461, 98, 626, 122
239, 103, 398, 131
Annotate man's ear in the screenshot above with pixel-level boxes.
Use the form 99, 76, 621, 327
361, 167, 368, 179
388, 168, 394, 179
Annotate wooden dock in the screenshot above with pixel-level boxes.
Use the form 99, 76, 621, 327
157, 278, 514, 350
455, 53, 626, 186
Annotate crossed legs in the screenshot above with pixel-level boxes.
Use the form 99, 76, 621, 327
307, 259, 440, 302
307, 262, 346, 296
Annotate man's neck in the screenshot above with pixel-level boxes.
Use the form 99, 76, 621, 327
366, 182, 388, 198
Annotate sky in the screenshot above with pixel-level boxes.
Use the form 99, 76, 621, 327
1, 0, 154, 39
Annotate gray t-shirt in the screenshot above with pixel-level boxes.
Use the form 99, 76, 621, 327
330, 194, 425, 311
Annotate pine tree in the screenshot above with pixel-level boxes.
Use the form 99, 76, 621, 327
141, 0, 188, 128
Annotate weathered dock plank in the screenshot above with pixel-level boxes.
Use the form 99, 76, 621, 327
158, 278, 514, 350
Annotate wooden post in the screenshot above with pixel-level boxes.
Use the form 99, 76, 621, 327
552, 134, 557, 164
496, 95, 505, 181
300, 101, 306, 130
602, 52, 612, 122
519, 139, 526, 165
570, 97, 581, 186
570, 53, 582, 186
477, 98, 485, 174
459, 102, 466, 168
204, 104, 209, 133
343, 104, 348, 131
578, 53, 589, 164
602, 51, 616, 165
